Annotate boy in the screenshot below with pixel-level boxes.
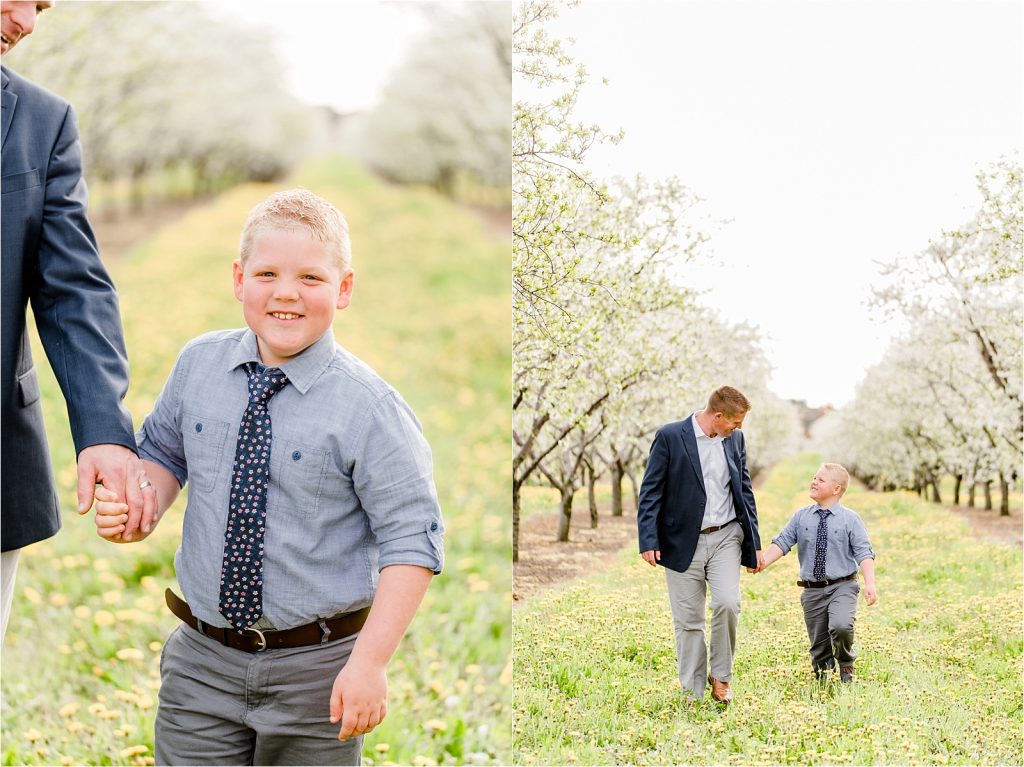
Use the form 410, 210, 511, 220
756, 463, 876, 683
94, 189, 444, 765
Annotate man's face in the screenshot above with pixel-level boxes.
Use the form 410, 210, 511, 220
1, 2, 52, 55
233, 227, 353, 368
711, 411, 745, 437
809, 467, 841, 503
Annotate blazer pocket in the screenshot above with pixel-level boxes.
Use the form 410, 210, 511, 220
17, 367, 40, 407
2, 168, 42, 195
182, 413, 231, 494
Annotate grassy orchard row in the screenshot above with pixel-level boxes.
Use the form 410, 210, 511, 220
514, 453, 1022, 766
2, 156, 512, 766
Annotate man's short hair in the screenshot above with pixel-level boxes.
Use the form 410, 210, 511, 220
239, 188, 351, 272
822, 463, 850, 496
707, 386, 751, 417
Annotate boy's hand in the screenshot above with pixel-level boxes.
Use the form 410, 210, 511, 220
94, 486, 148, 544
330, 659, 388, 741
863, 585, 877, 605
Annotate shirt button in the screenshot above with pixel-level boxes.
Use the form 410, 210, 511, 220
430, 522, 438, 532
291, 451, 302, 461
195, 423, 203, 433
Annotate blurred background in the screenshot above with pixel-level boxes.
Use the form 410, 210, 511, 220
2, 2, 511, 766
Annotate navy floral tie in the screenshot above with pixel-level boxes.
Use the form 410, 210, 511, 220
219, 363, 289, 631
813, 508, 829, 581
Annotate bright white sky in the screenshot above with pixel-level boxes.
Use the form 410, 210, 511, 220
205, 0, 430, 112
546, 0, 1022, 408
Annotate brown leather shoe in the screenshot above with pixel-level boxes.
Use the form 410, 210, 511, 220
840, 665, 855, 683
708, 674, 733, 704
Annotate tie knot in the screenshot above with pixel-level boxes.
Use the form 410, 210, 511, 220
816, 508, 829, 519
247, 364, 289, 405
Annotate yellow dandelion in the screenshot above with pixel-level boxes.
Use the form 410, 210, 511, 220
137, 694, 156, 710
98, 709, 123, 720
88, 702, 107, 715
148, 641, 162, 653
23, 587, 42, 605
61, 757, 75, 766
61, 555, 78, 569
464, 664, 481, 675
424, 719, 447, 734
49, 592, 70, 607
93, 610, 115, 627
413, 757, 438, 767
92, 666, 106, 677
66, 722, 85, 734
58, 702, 80, 718
116, 648, 145, 662
102, 590, 122, 605
24, 728, 43, 743
115, 690, 139, 703
119, 745, 149, 758
375, 743, 391, 753
94, 557, 111, 571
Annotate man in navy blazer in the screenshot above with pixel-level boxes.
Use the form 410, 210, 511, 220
1, 1, 153, 637
638, 386, 762, 704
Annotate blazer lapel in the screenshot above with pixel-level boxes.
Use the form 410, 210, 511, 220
1, 68, 15, 149
723, 434, 741, 496
680, 416, 706, 495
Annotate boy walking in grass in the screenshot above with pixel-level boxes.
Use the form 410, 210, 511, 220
756, 463, 876, 683
94, 189, 444, 765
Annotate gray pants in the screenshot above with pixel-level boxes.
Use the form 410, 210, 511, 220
664, 521, 743, 700
799, 579, 860, 672
156, 624, 363, 766
1, 549, 20, 639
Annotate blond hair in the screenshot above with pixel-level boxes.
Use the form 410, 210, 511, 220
239, 188, 351, 272
821, 463, 850, 496
707, 386, 751, 417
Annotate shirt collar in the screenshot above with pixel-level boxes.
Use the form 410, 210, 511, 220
226, 328, 336, 395
814, 501, 842, 515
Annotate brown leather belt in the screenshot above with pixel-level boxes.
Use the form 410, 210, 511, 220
700, 519, 737, 535
165, 589, 370, 653
797, 573, 857, 588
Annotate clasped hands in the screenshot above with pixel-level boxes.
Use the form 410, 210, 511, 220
77, 444, 157, 541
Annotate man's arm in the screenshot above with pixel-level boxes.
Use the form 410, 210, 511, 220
329, 565, 433, 740
637, 430, 668, 565
29, 102, 147, 523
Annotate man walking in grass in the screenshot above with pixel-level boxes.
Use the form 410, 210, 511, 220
637, 386, 762, 705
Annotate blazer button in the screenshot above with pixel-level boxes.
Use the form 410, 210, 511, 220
195, 423, 203, 433
291, 451, 302, 461
430, 522, 438, 532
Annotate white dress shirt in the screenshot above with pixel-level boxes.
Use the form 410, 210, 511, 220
692, 413, 735, 529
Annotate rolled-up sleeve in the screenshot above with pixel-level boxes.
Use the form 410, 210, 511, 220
850, 512, 875, 563
136, 350, 188, 488
353, 391, 444, 574
771, 510, 802, 555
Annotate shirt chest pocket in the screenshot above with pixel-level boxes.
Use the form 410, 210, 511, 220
182, 414, 232, 494
269, 439, 329, 517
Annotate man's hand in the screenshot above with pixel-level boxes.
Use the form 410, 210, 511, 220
330, 659, 388, 741
77, 445, 157, 541
745, 550, 766, 574
863, 584, 877, 606
640, 550, 660, 567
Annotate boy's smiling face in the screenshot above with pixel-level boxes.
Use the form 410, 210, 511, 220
233, 227, 353, 367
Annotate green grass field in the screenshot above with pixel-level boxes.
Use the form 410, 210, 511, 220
514, 453, 1023, 766
2, 156, 511, 766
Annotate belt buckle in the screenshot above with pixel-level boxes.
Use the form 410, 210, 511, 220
244, 627, 268, 652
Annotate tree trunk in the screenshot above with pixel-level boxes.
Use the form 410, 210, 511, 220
512, 480, 521, 563
929, 479, 941, 504
587, 464, 598, 529
984, 481, 993, 511
968, 482, 976, 508
610, 461, 623, 517
999, 473, 1010, 517
556, 485, 574, 542
626, 467, 639, 514
953, 474, 962, 506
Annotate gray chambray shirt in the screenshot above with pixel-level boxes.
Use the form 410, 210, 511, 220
137, 327, 444, 630
771, 502, 874, 582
